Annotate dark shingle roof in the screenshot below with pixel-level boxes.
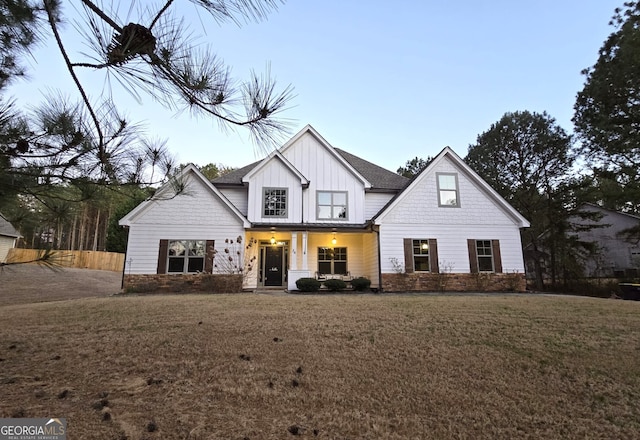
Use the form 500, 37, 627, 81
211, 160, 261, 185
0, 213, 21, 238
334, 148, 409, 191
211, 150, 409, 191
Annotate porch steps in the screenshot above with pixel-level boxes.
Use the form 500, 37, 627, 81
253, 288, 288, 295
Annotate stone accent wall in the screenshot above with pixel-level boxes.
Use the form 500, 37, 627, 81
381, 272, 526, 293
123, 274, 243, 294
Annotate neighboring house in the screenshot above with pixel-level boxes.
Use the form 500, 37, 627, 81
120, 125, 530, 292
0, 213, 21, 262
568, 204, 640, 278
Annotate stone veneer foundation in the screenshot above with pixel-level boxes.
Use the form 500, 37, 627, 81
123, 274, 243, 294
381, 273, 526, 293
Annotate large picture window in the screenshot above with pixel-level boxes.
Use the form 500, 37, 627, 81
317, 191, 348, 220
437, 173, 460, 207
263, 188, 287, 217
168, 240, 206, 273
318, 247, 348, 275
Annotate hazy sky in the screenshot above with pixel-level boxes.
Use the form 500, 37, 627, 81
7, 1, 623, 171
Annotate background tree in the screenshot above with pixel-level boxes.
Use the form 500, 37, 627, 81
466, 110, 588, 289
573, 1, 640, 214
396, 156, 431, 178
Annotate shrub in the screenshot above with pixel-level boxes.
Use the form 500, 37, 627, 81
351, 277, 371, 291
296, 277, 321, 292
323, 278, 347, 291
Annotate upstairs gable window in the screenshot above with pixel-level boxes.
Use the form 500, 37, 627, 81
263, 188, 287, 217
437, 173, 460, 207
317, 191, 348, 220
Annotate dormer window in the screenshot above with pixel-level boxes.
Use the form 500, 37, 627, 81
263, 188, 287, 217
437, 173, 460, 207
317, 191, 348, 220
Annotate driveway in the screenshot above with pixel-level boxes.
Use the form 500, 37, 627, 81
0, 263, 122, 306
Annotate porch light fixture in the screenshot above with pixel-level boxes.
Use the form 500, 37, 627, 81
270, 235, 276, 245
332, 233, 337, 245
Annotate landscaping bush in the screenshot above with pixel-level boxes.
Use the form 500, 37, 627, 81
323, 278, 347, 292
351, 277, 371, 291
295, 277, 321, 292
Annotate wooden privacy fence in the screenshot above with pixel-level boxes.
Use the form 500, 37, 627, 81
6, 248, 125, 272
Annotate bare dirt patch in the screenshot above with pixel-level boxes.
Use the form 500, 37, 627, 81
0, 294, 639, 439
0, 264, 121, 306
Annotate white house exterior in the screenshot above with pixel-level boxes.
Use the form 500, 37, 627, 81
0, 213, 21, 263
120, 125, 530, 292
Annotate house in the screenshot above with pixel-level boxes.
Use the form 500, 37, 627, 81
119, 125, 530, 293
0, 213, 21, 263
565, 204, 640, 278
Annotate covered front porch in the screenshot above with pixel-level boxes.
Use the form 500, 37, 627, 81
242, 228, 380, 291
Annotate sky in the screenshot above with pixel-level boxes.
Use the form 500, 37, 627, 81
7, 0, 624, 172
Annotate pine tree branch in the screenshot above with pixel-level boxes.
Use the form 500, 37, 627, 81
44, 0, 105, 156
80, 0, 122, 33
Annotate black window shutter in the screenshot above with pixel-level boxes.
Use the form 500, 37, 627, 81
492, 240, 502, 273
429, 239, 439, 273
205, 240, 215, 274
157, 239, 168, 274
467, 239, 478, 273
403, 238, 414, 273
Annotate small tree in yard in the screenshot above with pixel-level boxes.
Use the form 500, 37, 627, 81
213, 236, 257, 278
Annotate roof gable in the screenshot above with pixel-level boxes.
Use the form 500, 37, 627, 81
374, 147, 530, 228
211, 126, 408, 191
120, 164, 249, 227
279, 125, 373, 189
241, 150, 309, 187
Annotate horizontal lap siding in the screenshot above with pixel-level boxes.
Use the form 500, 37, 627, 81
125, 173, 245, 274
379, 224, 525, 274
377, 158, 526, 275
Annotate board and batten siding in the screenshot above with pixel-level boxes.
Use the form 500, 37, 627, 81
245, 158, 304, 224
281, 132, 367, 224
377, 158, 526, 274
124, 173, 245, 274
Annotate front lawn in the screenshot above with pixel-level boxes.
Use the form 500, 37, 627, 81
0, 294, 638, 439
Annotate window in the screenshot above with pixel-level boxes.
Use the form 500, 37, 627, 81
403, 238, 438, 273
475, 240, 494, 272
317, 191, 348, 220
318, 247, 348, 275
167, 240, 206, 273
467, 239, 502, 273
412, 239, 431, 272
263, 188, 287, 217
437, 173, 460, 207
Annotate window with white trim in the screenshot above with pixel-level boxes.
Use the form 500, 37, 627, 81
317, 191, 348, 220
412, 239, 431, 272
437, 173, 460, 207
476, 240, 494, 272
263, 188, 287, 217
168, 240, 206, 273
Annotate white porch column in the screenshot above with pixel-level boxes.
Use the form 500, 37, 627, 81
290, 232, 298, 270
302, 231, 308, 270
